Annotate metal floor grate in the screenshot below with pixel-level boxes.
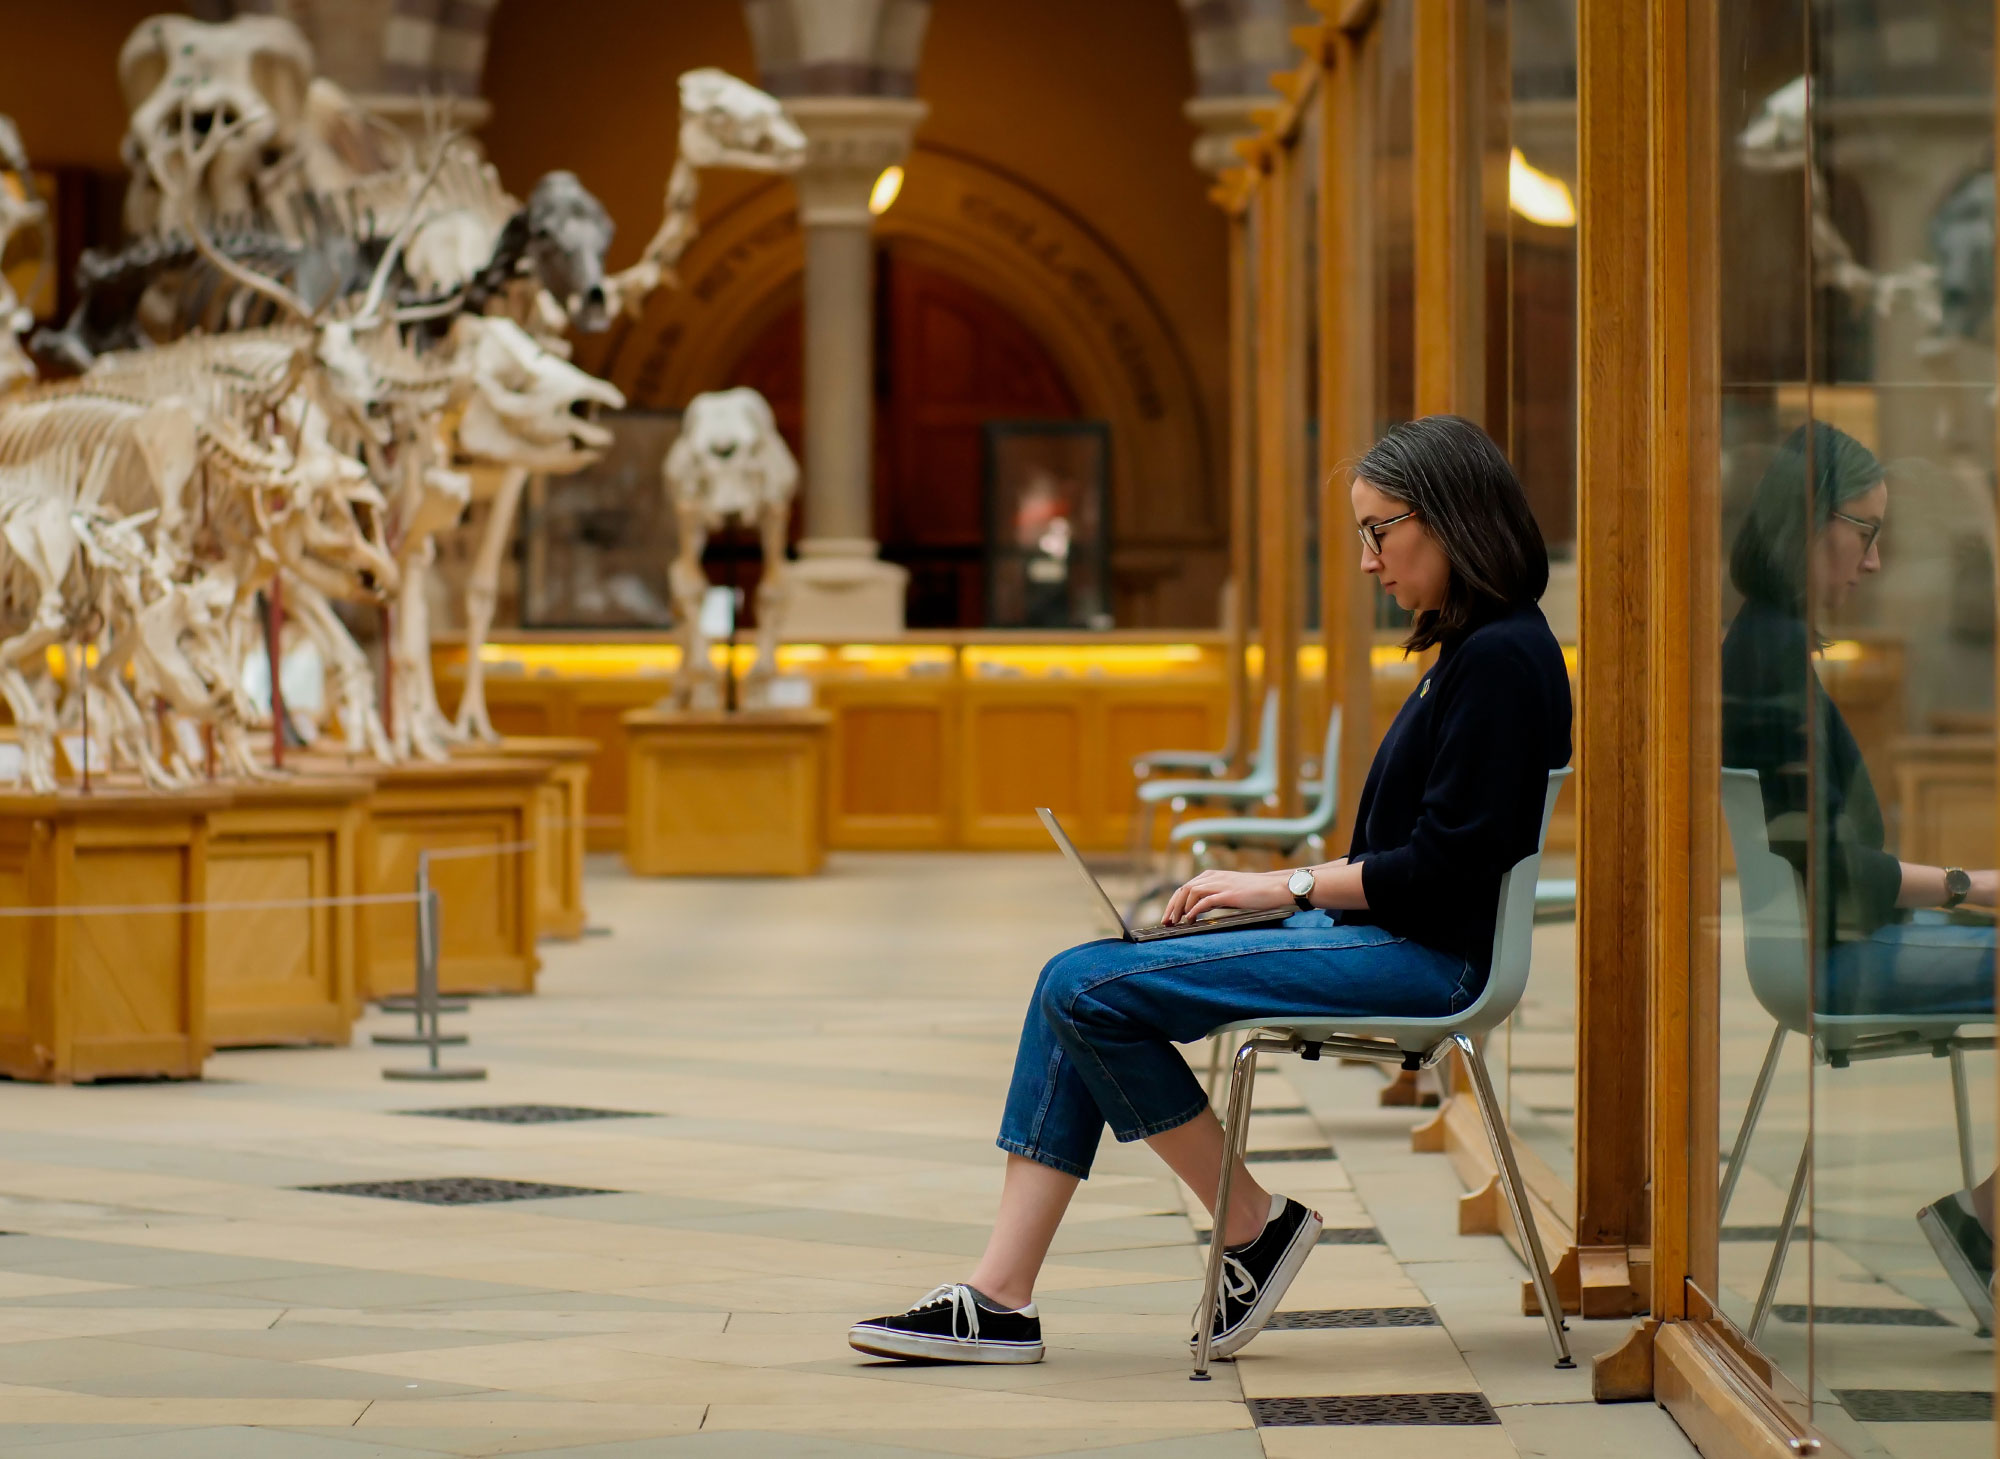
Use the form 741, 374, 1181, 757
1250, 1393, 1500, 1426
1196, 1226, 1382, 1247
1245, 1147, 1336, 1162
402, 1105, 654, 1125
1772, 1304, 1952, 1328
1835, 1390, 1994, 1423
1267, 1306, 1438, 1330
296, 1177, 619, 1205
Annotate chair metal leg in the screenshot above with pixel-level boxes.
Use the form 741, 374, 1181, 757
1949, 1044, 1978, 1192
1748, 1136, 1811, 1343
1452, 1032, 1573, 1368
1719, 1025, 1786, 1224
1192, 1035, 1262, 1380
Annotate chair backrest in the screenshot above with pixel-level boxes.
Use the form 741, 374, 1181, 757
1309, 704, 1342, 814
1718, 767, 1812, 1032
1235, 687, 1281, 792
1455, 767, 1570, 1034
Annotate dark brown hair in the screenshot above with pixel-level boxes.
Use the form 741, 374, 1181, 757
1353, 415, 1550, 651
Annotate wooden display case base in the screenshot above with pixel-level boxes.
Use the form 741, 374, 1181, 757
206, 776, 372, 1048
474, 736, 594, 940
623, 709, 829, 877
0, 786, 223, 1083
327, 756, 547, 1001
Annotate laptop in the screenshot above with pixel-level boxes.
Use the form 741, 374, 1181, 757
1037, 807, 1295, 942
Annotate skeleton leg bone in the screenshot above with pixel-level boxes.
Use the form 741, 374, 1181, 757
455, 465, 529, 743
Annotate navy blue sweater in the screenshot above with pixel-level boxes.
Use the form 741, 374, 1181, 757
1344, 603, 1572, 969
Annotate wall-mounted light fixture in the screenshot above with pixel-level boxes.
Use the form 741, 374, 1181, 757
1509, 148, 1576, 228
869, 165, 905, 216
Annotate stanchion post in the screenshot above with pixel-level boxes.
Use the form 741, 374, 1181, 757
384, 851, 485, 1081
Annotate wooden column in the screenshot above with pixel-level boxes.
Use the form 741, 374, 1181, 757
1252, 147, 1302, 816
1412, 0, 1485, 419
1583, 0, 1720, 1399
1571, 0, 1657, 1335
1318, 19, 1377, 855
1220, 179, 1257, 775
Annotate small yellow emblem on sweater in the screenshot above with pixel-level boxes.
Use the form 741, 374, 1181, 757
1419, 679, 1430, 697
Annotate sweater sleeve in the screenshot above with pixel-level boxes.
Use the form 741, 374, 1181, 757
1358, 639, 1555, 926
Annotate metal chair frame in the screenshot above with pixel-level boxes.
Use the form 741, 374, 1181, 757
1190, 769, 1575, 1379
1717, 767, 1994, 1341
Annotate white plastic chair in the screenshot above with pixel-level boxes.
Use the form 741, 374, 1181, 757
1190, 768, 1575, 1378
1173, 706, 1342, 871
1126, 689, 1282, 912
1717, 767, 1992, 1339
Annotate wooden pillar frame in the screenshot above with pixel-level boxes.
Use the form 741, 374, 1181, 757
1313, 14, 1376, 856
1413, 0, 1485, 419
1217, 175, 1258, 775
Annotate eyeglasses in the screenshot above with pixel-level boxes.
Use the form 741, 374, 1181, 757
1829, 509, 1883, 554
1357, 509, 1417, 556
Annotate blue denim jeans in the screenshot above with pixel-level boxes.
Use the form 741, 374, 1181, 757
996, 910, 1480, 1179
1822, 921, 1996, 1018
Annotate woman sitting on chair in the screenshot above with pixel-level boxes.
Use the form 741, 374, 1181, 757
849, 415, 1572, 1366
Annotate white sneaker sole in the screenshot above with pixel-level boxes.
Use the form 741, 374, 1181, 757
1200, 1206, 1323, 1360
849, 1325, 1046, 1364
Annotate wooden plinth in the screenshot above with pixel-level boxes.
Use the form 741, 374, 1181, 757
206, 776, 372, 1048
623, 709, 829, 877
341, 757, 547, 999
477, 737, 595, 940
0, 786, 225, 1083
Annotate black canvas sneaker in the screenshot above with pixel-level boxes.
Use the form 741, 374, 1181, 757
1193, 1194, 1323, 1360
849, 1282, 1046, 1364
1918, 1191, 1996, 1332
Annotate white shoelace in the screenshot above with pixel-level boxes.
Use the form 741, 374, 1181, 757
916, 1282, 983, 1342
1214, 1252, 1258, 1329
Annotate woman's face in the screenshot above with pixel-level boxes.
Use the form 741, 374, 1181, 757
1353, 475, 1451, 614
1812, 480, 1887, 617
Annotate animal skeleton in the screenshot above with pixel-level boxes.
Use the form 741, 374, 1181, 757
663, 388, 798, 710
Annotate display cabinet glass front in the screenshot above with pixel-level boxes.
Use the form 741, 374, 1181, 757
1702, 4, 1998, 1447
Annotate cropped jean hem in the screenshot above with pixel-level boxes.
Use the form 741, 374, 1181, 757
994, 1136, 1093, 1179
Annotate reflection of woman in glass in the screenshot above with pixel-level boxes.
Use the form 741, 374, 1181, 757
1723, 420, 1997, 1323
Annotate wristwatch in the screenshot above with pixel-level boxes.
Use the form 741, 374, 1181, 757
1287, 867, 1316, 911
1944, 867, 1972, 910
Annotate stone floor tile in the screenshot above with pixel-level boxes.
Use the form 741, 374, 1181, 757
1257, 1424, 1519, 1458
1499, 1398, 1692, 1458
0, 1426, 454, 1459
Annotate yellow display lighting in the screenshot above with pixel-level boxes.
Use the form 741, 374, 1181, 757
477, 643, 683, 677
1509, 148, 1576, 228
964, 644, 1207, 679
1819, 639, 1864, 663
869, 165, 905, 216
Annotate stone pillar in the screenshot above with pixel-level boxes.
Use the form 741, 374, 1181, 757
782, 96, 926, 639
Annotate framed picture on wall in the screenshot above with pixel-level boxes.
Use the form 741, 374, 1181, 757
519, 409, 681, 628
983, 421, 1112, 630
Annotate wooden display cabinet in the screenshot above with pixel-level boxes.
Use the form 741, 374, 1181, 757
477, 736, 595, 940
206, 776, 372, 1047
623, 708, 830, 877
0, 788, 223, 1083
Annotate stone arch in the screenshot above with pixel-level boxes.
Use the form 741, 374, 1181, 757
596, 143, 1222, 562
741, 0, 932, 97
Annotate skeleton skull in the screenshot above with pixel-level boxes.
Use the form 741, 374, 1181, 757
118, 14, 315, 233
666, 388, 799, 526
678, 69, 808, 174
451, 315, 625, 472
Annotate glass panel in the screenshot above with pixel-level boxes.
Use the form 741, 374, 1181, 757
1805, 4, 1997, 1451
1709, 0, 1816, 1395
1496, 0, 1581, 1189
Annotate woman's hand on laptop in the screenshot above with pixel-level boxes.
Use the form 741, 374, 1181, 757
1162, 869, 1291, 925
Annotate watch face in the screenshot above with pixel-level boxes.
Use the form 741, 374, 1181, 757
1288, 869, 1314, 896
1947, 868, 1973, 896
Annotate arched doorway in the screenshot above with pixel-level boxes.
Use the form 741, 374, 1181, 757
729, 248, 1082, 627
